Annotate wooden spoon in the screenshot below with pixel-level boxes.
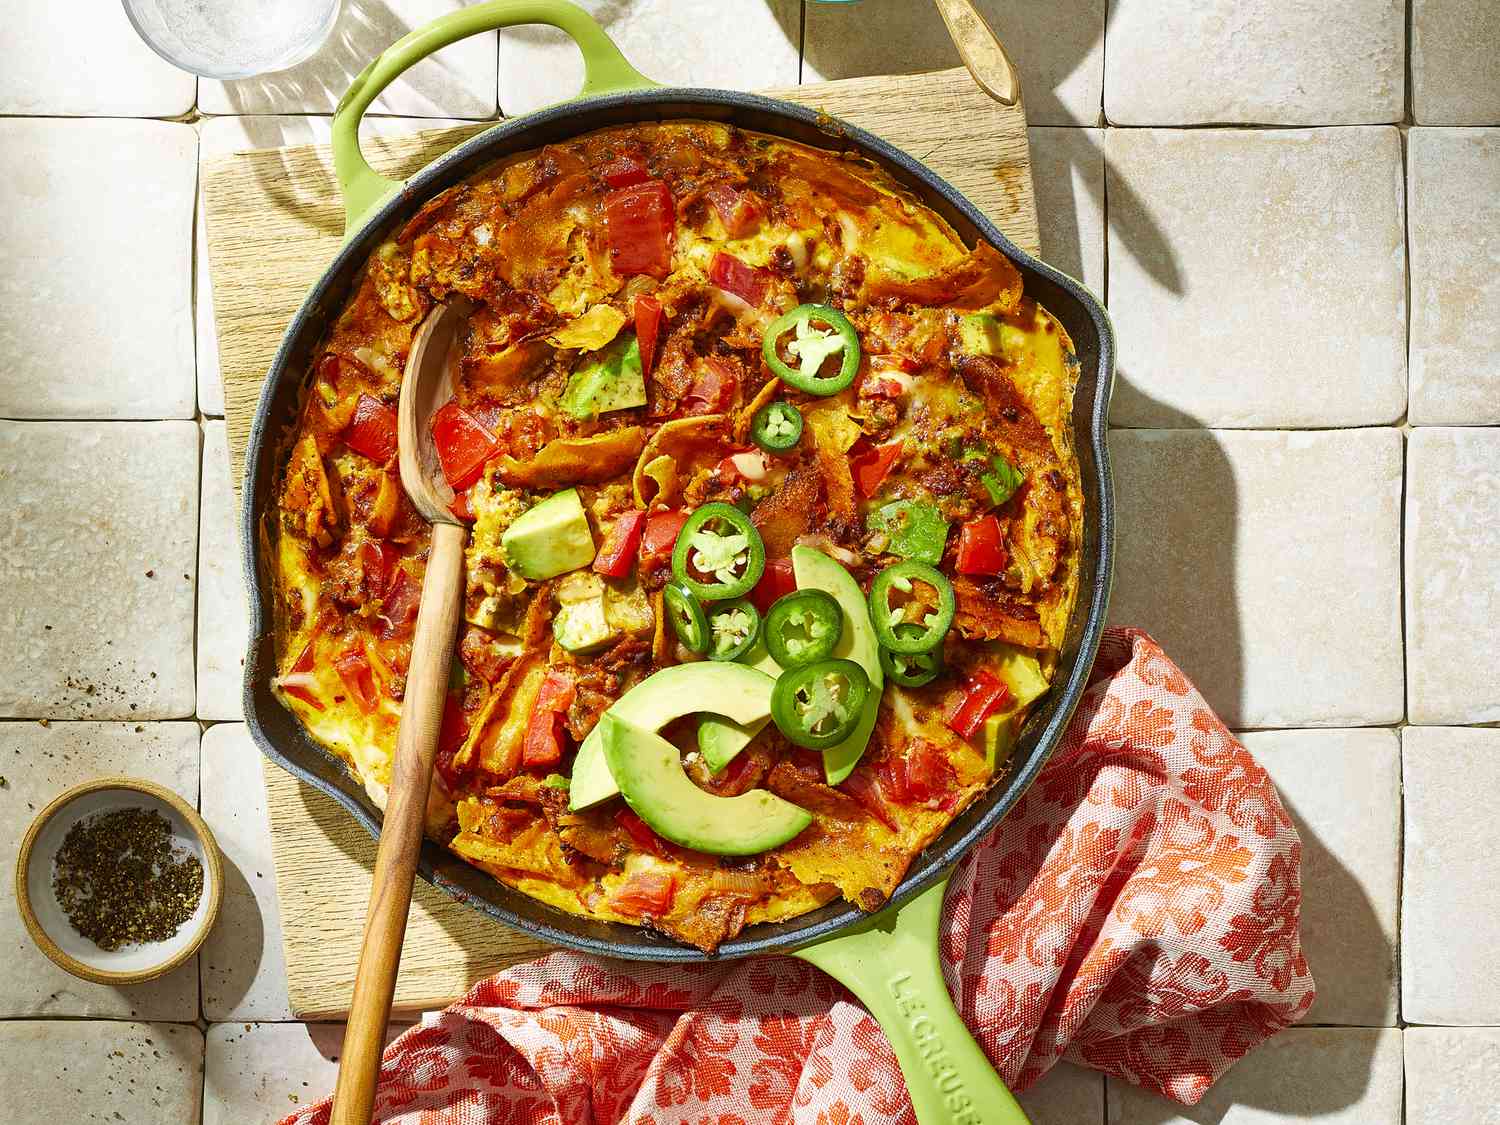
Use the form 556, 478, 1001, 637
330, 299, 471, 1125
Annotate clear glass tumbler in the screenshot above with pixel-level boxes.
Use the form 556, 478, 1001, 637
121, 0, 342, 80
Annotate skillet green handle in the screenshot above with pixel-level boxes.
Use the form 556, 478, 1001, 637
793, 874, 1031, 1125
332, 0, 657, 236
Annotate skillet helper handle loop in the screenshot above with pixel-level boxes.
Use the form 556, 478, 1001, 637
793, 874, 1032, 1125
330, 520, 467, 1125
331, 0, 657, 235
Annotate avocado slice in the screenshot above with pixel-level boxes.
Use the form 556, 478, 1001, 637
958, 312, 1003, 355
695, 640, 781, 772
981, 645, 1052, 771
600, 714, 811, 855
500, 488, 595, 580
568, 662, 776, 810
697, 713, 771, 773
559, 335, 646, 421
791, 546, 884, 785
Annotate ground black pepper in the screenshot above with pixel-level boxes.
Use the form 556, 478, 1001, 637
52, 808, 203, 950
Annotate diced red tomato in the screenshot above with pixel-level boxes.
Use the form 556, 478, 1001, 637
433, 694, 471, 795
615, 807, 668, 857
705, 183, 763, 238
750, 557, 797, 614
344, 394, 398, 464
946, 670, 1011, 739
594, 510, 646, 578
954, 514, 1009, 577
600, 154, 649, 189
359, 539, 398, 597
641, 509, 689, 563
708, 251, 770, 307
606, 180, 675, 279
850, 441, 903, 498
840, 766, 898, 830
468, 399, 507, 434
377, 567, 421, 640
522, 671, 576, 768
683, 357, 737, 415
431, 401, 500, 492
334, 643, 379, 712
449, 488, 476, 522
609, 870, 676, 916
633, 294, 664, 377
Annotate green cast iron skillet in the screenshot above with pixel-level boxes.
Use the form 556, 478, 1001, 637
239, 3, 1115, 1120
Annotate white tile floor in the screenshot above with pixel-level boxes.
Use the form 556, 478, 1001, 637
2, 2, 1498, 1122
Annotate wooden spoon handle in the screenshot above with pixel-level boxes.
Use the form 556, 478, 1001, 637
330, 519, 467, 1125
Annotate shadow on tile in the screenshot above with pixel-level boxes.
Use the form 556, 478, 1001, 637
201, 847, 269, 1018
1277, 788, 1394, 1026
210, 0, 477, 117
1107, 393, 1243, 723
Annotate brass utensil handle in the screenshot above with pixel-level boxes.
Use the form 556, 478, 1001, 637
931, 0, 1022, 107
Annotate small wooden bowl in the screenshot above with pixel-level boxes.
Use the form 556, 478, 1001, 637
15, 777, 223, 985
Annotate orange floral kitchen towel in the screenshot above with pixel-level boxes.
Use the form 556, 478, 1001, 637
283, 628, 1315, 1124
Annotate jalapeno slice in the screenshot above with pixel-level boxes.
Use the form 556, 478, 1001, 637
770, 658, 870, 750
868, 561, 956, 654
879, 624, 944, 687
706, 597, 761, 662
664, 581, 709, 654
761, 304, 860, 396
671, 502, 767, 602
750, 401, 804, 453
764, 589, 843, 668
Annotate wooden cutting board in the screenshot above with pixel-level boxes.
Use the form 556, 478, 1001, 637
204, 65, 1038, 1020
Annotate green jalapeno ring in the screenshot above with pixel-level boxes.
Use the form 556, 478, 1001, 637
868, 560, 956, 655
764, 588, 843, 668
879, 624, 944, 687
750, 400, 804, 453
761, 303, 861, 396
706, 597, 761, 662
670, 502, 767, 602
770, 658, 871, 751
664, 582, 709, 654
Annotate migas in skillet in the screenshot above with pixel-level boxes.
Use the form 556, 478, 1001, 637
265, 118, 1086, 954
